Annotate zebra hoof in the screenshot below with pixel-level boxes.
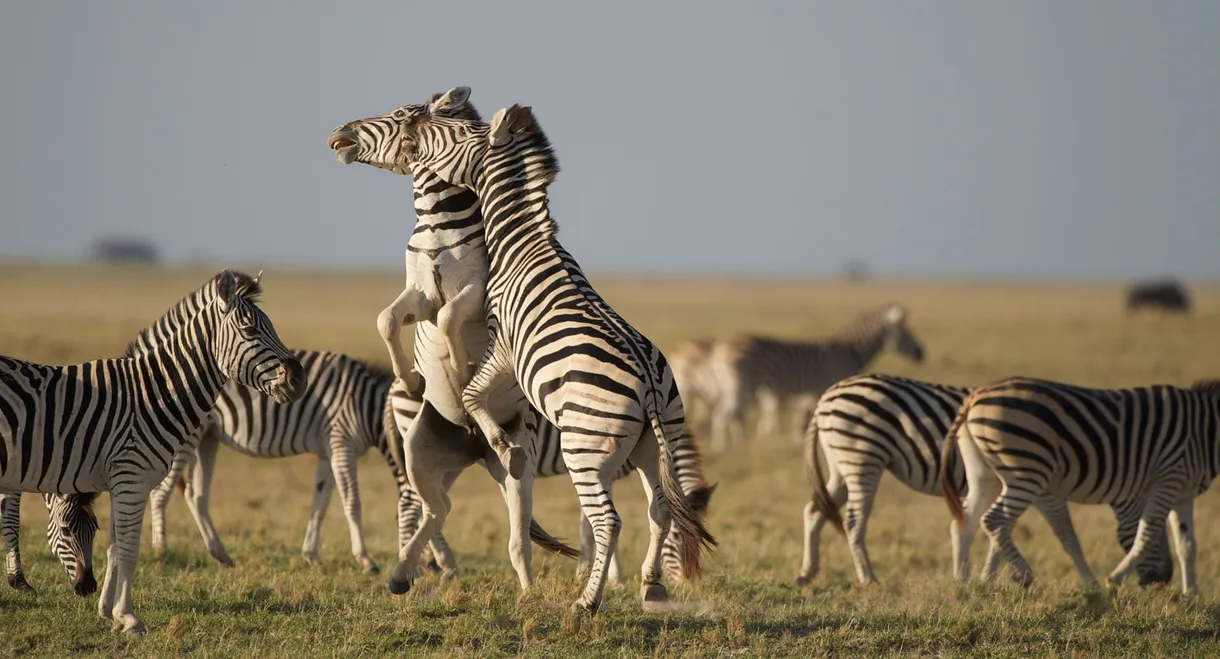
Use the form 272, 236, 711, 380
641, 583, 668, 603
7, 574, 36, 595
361, 560, 380, 575
388, 561, 414, 595
74, 571, 98, 597
569, 599, 599, 616
795, 572, 814, 585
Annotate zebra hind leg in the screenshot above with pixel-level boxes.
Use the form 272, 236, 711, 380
797, 460, 846, 584
979, 485, 1037, 587
840, 469, 882, 585
566, 449, 623, 614
2, 494, 35, 594
301, 459, 336, 566
1032, 497, 1097, 587
1167, 502, 1197, 596
626, 432, 671, 604
328, 436, 379, 574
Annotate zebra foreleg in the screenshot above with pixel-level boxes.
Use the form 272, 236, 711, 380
482, 425, 537, 591
461, 343, 526, 480
435, 281, 485, 375
301, 458, 336, 566
2, 494, 34, 594
1112, 499, 1175, 586
98, 484, 148, 635
376, 284, 432, 391
1168, 501, 1197, 596
1031, 497, 1097, 587
1106, 486, 1176, 591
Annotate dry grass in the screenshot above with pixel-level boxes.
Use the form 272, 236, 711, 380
2, 264, 1220, 657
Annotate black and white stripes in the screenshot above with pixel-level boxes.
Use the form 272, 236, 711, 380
0, 270, 303, 634
941, 376, 1220, 594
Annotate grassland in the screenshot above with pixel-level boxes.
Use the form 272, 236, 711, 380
2, 264, 1220, 658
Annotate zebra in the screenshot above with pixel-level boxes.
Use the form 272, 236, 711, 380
668, 338, 718, 440
330, 86, 578, 597
799, 373, 1173, 586
0, 270, 304, 634
940, 376, 1220, 595
2, 492, 99, 596
142, 350, 417, 574
378, 103, 717, 613
706, 303, 926, 452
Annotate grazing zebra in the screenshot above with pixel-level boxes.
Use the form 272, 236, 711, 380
0, 270, 304, 634
669, 339, 718, 439
329, 86, 575, 596
2, 492, 99, 596
706, 304, 926, 452
1126, 279, 1191, 315
940, 376, 1220, 594
381, 103, 716, 613
799, 373, 1173, 586
143, 350, 418, 574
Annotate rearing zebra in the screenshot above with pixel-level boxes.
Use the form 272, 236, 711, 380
386, 104, 716, 613
800, 373, 1173, 586
2, 492, 99, 596
705, 304, 926, 452
0, 270, 304, 634
941, 376, 1220, 594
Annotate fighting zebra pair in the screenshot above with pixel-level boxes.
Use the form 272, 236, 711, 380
330, 92, 716, 612
671, 304, 926, 452
0, 270, 303, 634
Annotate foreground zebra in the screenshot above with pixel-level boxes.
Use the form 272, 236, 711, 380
384, 103, 716, 612
800, 374, 1173, 586
703, 304, 926, 451
2, 492, 99, 595
0, 270, 303, 633
941, 376, 1220, 594
330, 86, 572, 595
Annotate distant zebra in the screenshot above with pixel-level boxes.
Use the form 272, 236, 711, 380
381, 104, 716, 613
144, 350, 419, 574
1126, 280, 1191, 315
707, 304, 926, 451
669, 339, 718, 439
941, 377, 1220, 594
2, 492, 99, 596
0, 270, 303, 634
800, 374, 1173, 586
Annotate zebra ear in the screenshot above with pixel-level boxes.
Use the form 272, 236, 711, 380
431, 86, 471, 112
489, 104, 535, 147
217, 270, 238, 310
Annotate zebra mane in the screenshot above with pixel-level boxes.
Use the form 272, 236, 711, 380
122, 271, 263, 358
1190, 379, 1220, 397
833, 303, 904, 343
496, 105, 560, 188
352, 356, 396, 385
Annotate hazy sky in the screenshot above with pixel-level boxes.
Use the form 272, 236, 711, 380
1, 1, 1216, 277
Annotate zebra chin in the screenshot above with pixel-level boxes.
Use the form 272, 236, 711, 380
73, 566, 97, 597
269, 359, 306, 404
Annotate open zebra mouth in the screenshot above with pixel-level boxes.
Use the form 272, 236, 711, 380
327, 128, 360, 164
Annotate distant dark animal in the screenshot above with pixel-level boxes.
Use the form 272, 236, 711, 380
1126, 280, 1190, 315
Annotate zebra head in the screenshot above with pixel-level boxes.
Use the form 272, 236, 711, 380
210, 270, 305, 404
328, 86, 481, 174
880, 304, 925, 363
43, 493, 99, 596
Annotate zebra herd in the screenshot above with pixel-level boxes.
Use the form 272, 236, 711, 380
2, 84, 1217, 635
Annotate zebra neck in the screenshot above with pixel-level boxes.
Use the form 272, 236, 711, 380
483, 206, 561, 273
130, 314, 228, 439
831, 327, 886, 371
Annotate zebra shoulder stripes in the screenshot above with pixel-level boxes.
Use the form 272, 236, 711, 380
388, 104, 716, 613
799, 373, 1172, 586
329, 88, 575, 596
2, 492, 98, 596
707, 304, 926, 452
0, 270, 303, 634
145, 350, 417, 574
940, 376, 1220, 594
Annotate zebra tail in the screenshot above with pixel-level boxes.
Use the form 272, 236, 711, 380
940, 394, 973, 529
381, 393, 409, 489
805, 414, 844, 535
650, 408, 717, 581
528, 520, 580, 559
